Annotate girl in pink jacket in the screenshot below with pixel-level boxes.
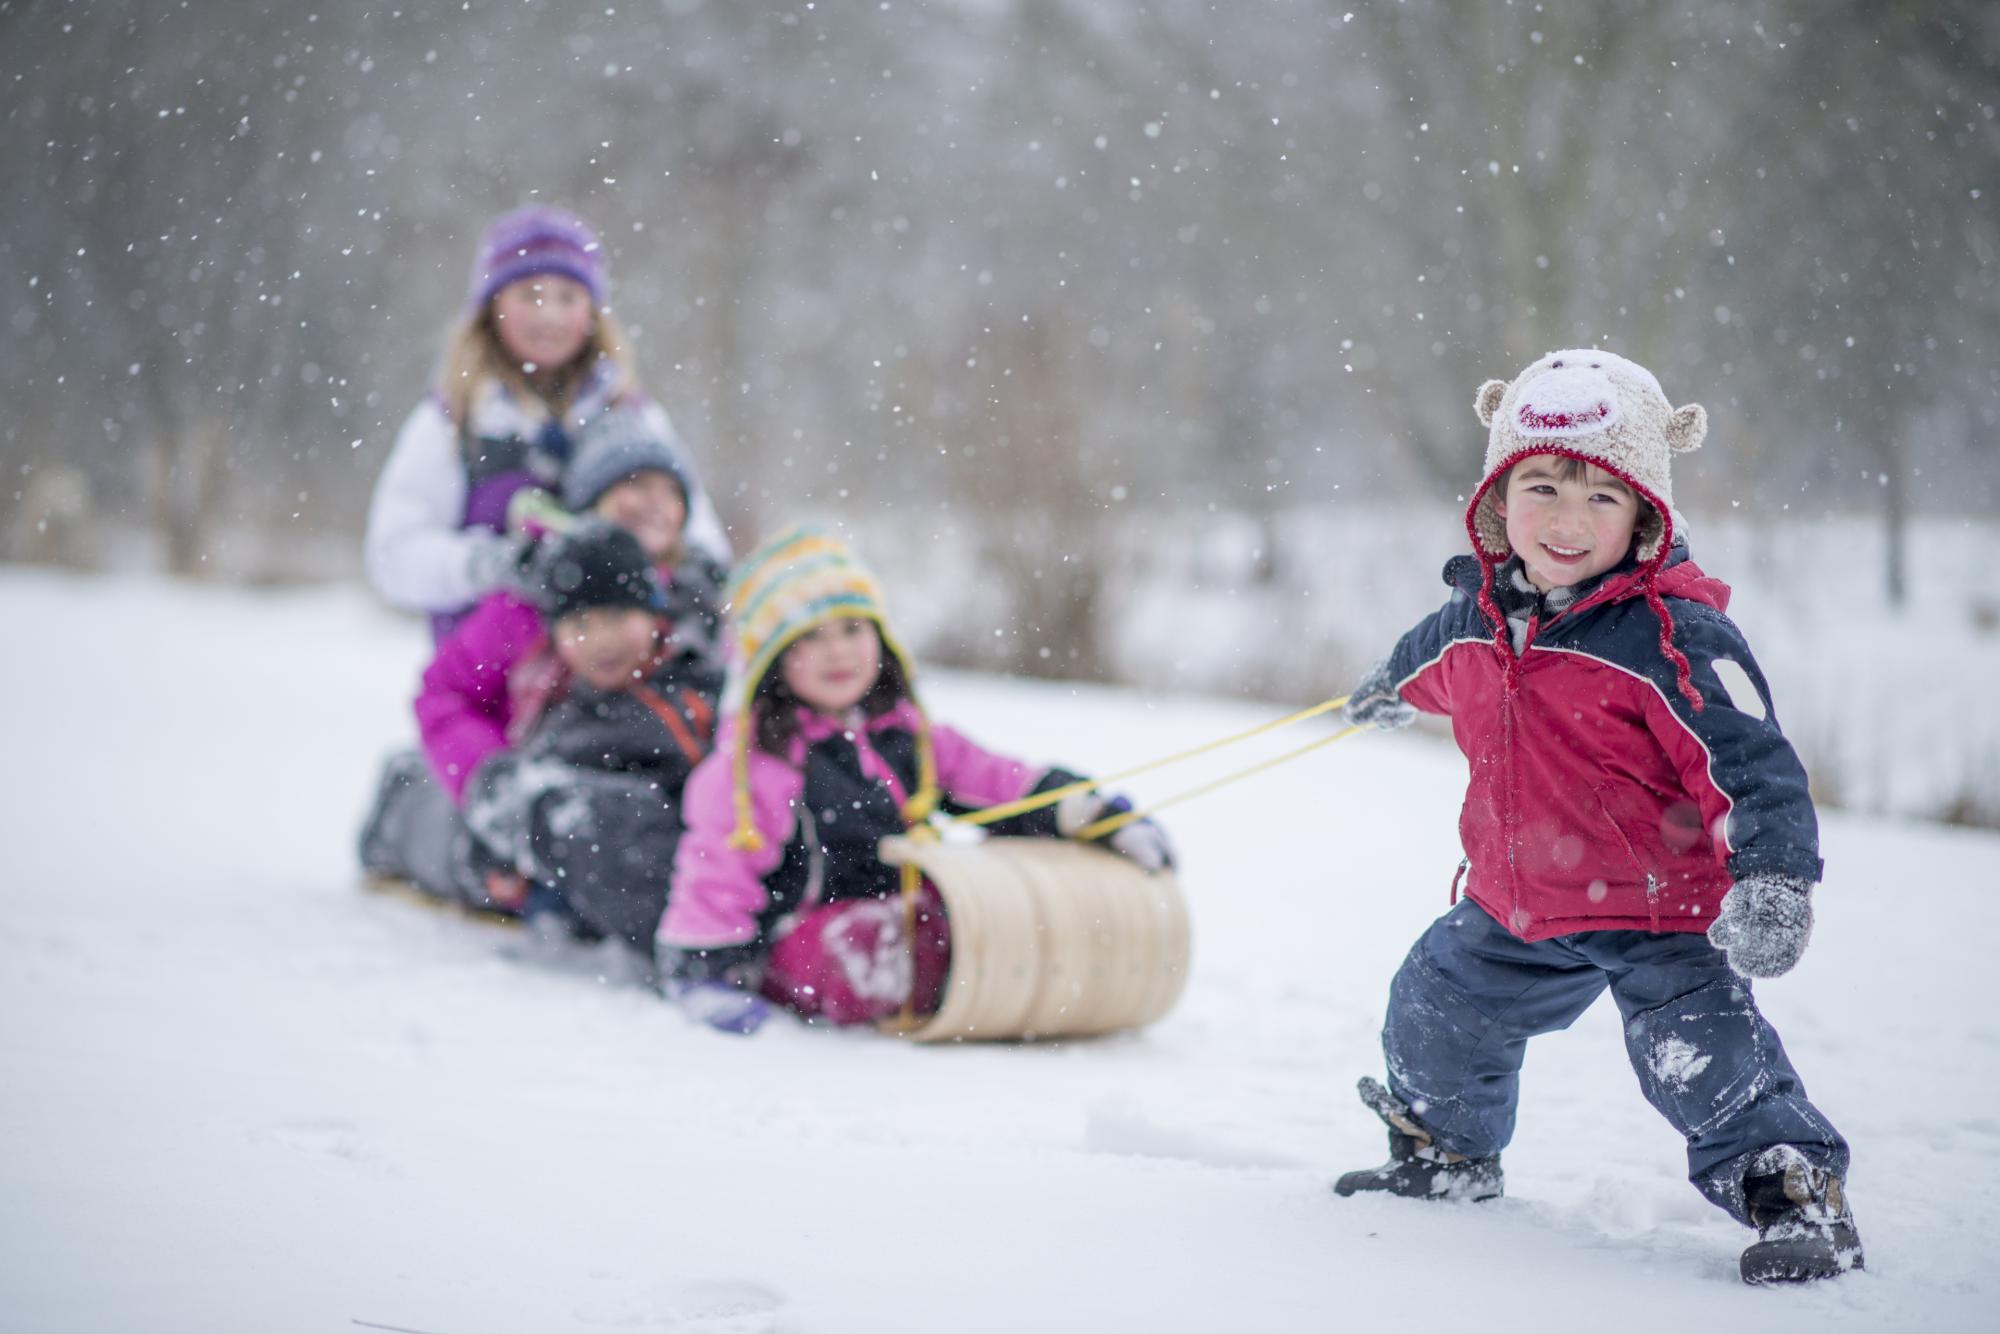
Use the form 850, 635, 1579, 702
653, 526, 1170, 1035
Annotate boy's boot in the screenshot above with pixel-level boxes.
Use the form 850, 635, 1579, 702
1333, 1076, 1503, 1202
1739, 1145, 1865, 1284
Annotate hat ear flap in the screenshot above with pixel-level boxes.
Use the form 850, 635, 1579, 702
1475, 379, 1508, 428
1633, 504, 1668, 563
1666, 402, 1708, 455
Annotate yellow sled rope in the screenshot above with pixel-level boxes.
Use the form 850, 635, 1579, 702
887, 693, 1362, 1030
952, 692, 1358, 838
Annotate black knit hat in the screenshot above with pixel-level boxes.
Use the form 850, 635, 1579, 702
528, 520, 664, 624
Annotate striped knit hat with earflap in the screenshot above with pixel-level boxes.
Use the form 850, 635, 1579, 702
721, 524, 936, 850
1465, 348, 1710, 710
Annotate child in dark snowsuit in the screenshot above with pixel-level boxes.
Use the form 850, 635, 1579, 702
457, 520, 724, 955
414, 413, 725, 806
652, 525, 1172, 1035
1334, 350, 1861, 1285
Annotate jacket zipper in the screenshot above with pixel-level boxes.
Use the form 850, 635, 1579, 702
1500, 616, 1535, 929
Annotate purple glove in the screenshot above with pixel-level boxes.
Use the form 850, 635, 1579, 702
670, 979, 773, 1036
1055, 791, 1175, 872
1707, 873, 1814, 979
655, 946, 773, 1035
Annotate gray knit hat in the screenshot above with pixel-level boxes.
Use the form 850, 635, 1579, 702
1467, 349, 1707, 565
561, 406, 692, 513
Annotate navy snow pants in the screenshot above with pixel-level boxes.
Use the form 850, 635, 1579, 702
527, 770, 684, 950
1383, 898, 1849, 1224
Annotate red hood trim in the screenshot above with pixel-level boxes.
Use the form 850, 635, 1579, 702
1464, 502, 1720, 715
1462, 446, 1673, 562
1652, 556, 1731, 612
1575, 552, 1731, 619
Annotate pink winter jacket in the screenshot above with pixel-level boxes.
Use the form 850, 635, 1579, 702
412, 590, 563, 803
658, 700, 1048, 950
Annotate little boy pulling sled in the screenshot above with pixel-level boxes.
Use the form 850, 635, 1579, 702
1335, 350, 1862, 1285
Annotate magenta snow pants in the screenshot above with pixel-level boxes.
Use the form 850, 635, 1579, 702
759, 884, 951, 1025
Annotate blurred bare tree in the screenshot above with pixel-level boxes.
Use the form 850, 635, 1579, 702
3, 0, 1994, 632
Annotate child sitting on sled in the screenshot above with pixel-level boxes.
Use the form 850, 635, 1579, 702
1333, 349, 1861, 1285
415, 412, 726, 805
359, 416, 725, 949
652, 525, 1172, 1035
451, 518, 725, 956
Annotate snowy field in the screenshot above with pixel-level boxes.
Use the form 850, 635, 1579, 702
2, 566, 1997, 1334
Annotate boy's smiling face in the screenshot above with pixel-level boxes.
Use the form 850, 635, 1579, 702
593, 469, 687, 564
552, 606, 658, 690
1495, 456, 1643, 592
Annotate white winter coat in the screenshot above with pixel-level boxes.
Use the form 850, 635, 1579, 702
364, 389, 729, 616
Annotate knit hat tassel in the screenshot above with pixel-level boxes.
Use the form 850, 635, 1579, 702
1473, 556, 1523, 691
898, 709, 941, 829
727, 733, 765, 852
1646, 580, 1705, 713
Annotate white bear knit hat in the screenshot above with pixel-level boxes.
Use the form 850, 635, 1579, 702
1467, 348, 1707, 566
1463, 349, 1711, 712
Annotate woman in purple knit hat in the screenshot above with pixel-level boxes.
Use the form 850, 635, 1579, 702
363, 204, 729, 639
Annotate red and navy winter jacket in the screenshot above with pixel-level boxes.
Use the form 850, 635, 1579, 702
1387, 545, 1820, 941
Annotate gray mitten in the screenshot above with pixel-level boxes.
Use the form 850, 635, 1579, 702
461, 753, 572, 882
1343, 657, 1416, 732
464, 528, 538, 597
1707, 873, 1815, 979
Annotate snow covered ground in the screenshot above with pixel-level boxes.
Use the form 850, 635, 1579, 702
2, 567, 1996, 1334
